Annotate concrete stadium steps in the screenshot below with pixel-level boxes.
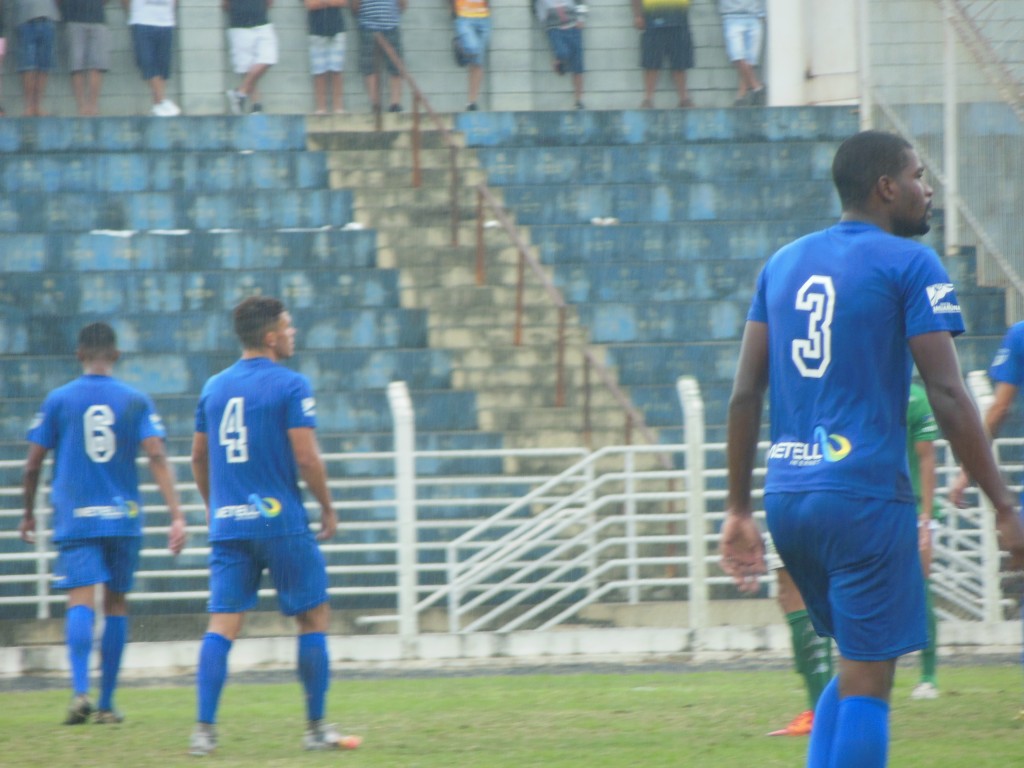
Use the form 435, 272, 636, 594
454, 108, 862, 148
495, 180, 841, 226
1, 229, 379, 272
0, 150, 329, 193
2, 267, 401, 317
528, 220, 836, 265
0, 189, 353, 232
474, 141, 840, 186
0, 115, 309, 154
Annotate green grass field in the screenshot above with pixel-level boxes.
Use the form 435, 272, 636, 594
2, 664, 1022, 767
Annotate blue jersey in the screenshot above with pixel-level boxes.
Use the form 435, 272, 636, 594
27, 375, 165, 542
989, 321, 1024, 388
748, 221, 964, 501
195, 357, 318, 541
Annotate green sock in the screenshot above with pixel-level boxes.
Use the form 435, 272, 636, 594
920, 579, 937, 684
787, 609, 834, 710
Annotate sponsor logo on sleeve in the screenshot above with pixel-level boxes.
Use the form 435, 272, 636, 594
992, 347, 1010, 367
926, 283, 960, 314
302, 397, 316, 418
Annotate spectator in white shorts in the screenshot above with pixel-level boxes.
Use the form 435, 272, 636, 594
305, 0, 346, 114
718, 0, 764, 106
223, 0, 277, 114
125, 0, 180, 116
63, 0, 110, 115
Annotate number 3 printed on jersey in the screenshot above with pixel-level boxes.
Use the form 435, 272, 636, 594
791, 275, 835, 378
219, 397, 249, 463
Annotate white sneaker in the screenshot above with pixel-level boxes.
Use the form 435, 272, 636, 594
151, 99, 181, 117
302, 721, 362, 751
226, 89, 247, 116
910, 682, 939, 700
189, 723, 218, 756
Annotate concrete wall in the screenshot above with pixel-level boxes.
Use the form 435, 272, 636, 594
0, 0, 801, 117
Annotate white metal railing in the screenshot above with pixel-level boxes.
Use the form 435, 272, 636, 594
862, 0, 1024, 320
0, 378, 1011, 634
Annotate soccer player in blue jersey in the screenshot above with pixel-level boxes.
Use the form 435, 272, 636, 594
188, 295, 360, 756
19, 322, 187, 725
720, 130, 1024, 768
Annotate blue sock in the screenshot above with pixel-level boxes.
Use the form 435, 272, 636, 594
806, 675, 840, 768
297, 632, 329, 723
98, 616, 128, 711
66, 605, 94, 697
196, 632, 232, 724
830, 696, 889, 768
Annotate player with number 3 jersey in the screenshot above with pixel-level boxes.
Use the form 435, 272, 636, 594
720, 131, 1024, 768
189, 296, 360, 756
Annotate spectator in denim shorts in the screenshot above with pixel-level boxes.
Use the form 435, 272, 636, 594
351, 0, 404, 112
125, 0, 179, 116
305, 0, 346, 114
535, 0, 585, 110
719, 0, 764, 106
62, 0, 109, 116
14, 0, 59, 116
223, 0, 277, 114
451, 0, 489, 112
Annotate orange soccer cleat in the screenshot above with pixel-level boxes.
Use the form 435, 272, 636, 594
767, 709, 814, 737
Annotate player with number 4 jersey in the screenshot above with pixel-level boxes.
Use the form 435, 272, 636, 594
189, 296, 360, 756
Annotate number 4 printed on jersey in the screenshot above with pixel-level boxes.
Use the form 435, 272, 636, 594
219, 397, 249, 463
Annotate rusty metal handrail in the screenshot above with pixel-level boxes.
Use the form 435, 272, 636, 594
372, 32, 461, 245
362, 38, 668, 463
474, 184, 671, 468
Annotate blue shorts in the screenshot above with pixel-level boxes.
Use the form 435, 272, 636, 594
766, 491, 927, 661
54, 537, 141, 592
547, 27, 583, 75
17, 17, 55, 72
455, 16, 491, 67
131, 24, 174, 82
207, 532, 329, 616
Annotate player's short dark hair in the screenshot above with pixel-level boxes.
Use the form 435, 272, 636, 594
233, 296, 285, 350
77, 322, 117, 360
832, 130, 914, 209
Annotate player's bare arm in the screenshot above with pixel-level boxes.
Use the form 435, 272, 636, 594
20, 443, 48, 543
190, 432, 212, 526
911, 331, 1024, 568
288, 426, 336, 541
143, 436, 187, 555
722, 320, 769, 591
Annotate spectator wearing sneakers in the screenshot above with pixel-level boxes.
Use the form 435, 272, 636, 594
124, 0, 180, 116
351, 0, 404, 113
305, 0, 347, 114
223, 0, 277, 114
535, 0, 585, 110
61, 0, 110, 116
718, 0, 764, 106
450, 0, 489, 112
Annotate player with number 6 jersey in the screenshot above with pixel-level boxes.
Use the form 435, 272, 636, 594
21, 322, 186, 726
189, 296, 360, 756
